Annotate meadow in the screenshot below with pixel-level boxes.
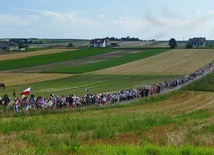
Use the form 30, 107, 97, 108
0, 48, 116, 71
0, 47, 213, 154
182, 71, 214, 92
2, 74, 179, 97
0, 90, 213, 154
48, 49, 168, 73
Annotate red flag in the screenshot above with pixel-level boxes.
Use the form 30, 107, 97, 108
20, 87, 31, 95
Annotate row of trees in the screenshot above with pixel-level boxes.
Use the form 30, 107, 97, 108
106, 36, 141, 41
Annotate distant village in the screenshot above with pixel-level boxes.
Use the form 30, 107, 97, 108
0, 37, 212, 51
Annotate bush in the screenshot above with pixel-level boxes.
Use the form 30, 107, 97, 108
186, 43, 192, 48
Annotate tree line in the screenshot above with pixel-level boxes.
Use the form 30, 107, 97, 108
106, 36, 142, 41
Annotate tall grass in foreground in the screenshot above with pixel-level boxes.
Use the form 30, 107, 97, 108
80, 144, 214, 155
0, 91, 213, 154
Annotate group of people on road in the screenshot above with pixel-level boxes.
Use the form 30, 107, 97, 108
0, 63, 213, 113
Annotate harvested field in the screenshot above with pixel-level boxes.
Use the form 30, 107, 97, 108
144, 91, 214, 115
0, 73, 73, 86
110, 41, 169, 48
0, 48, 74, 61
92, 49, 214, 75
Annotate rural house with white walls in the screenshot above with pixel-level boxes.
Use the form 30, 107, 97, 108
89, 38, 107, 47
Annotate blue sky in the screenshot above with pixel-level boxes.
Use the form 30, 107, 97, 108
1, 0, 214, 40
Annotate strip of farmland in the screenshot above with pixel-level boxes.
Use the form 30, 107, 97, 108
0, 48, 117, 71
0, 48, 73, 61
92, 49, 214, 75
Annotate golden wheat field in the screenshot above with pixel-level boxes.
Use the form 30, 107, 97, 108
92, 49, 214, 75
0, 48, 75, 61
0, 73, 73, 86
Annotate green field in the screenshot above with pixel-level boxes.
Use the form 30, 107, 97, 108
182, 71, 214, 92
49, 49, 168, 73
0, 90, 213, 154
0, 48, 116, 70
0, 47, 213, 154
3, 74, 179, 97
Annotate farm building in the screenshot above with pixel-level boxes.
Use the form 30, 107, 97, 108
0, 41, 19, 51
89, 38, 107, 47
188, 37, 206, 48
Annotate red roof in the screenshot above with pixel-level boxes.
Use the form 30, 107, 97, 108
90, 38, 106, 44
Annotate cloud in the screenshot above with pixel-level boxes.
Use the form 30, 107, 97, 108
207, 10, 214, 15
1, 8, 214, 39
196, 11, 202, 15
98, 14, 106, 18
0, 15, 39, 26
12, 7, 44, 13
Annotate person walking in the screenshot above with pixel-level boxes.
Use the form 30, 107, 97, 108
14, 97, 21, 113
3, 94, 10, 113
13, 89, 16, 98
21, 95, 30, 112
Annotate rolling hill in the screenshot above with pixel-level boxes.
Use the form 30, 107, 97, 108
0, 46, 213, 154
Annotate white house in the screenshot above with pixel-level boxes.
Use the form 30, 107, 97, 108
0, 41, 19, 51
89, 38, 107, 47
188, 37, 206, 48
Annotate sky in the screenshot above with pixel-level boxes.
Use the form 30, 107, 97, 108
1, 0, 214, 40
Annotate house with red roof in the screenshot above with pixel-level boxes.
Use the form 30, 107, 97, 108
89, 38, 107, 47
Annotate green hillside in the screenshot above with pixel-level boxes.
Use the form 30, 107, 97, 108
182, 71, 214, 92
0, 47, 213, 154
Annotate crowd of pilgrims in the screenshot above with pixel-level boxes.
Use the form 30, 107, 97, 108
0, 63, 213, 113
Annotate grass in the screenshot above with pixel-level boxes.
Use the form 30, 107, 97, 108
22, 48, 51, 52
80, 144, 214, 155
0, 47, 213, 154
48, 49, 169, 73
0, 48, 116, 70
2, 74, 180, 97
182, 71, 214, 92
0, 90, 213, 154
177, 109, 213, 120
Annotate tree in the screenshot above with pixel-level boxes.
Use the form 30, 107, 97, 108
169, 38, 177, 48
68, 43, 74, 47
18, 43, 24, 48
186, 43, 193, 49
